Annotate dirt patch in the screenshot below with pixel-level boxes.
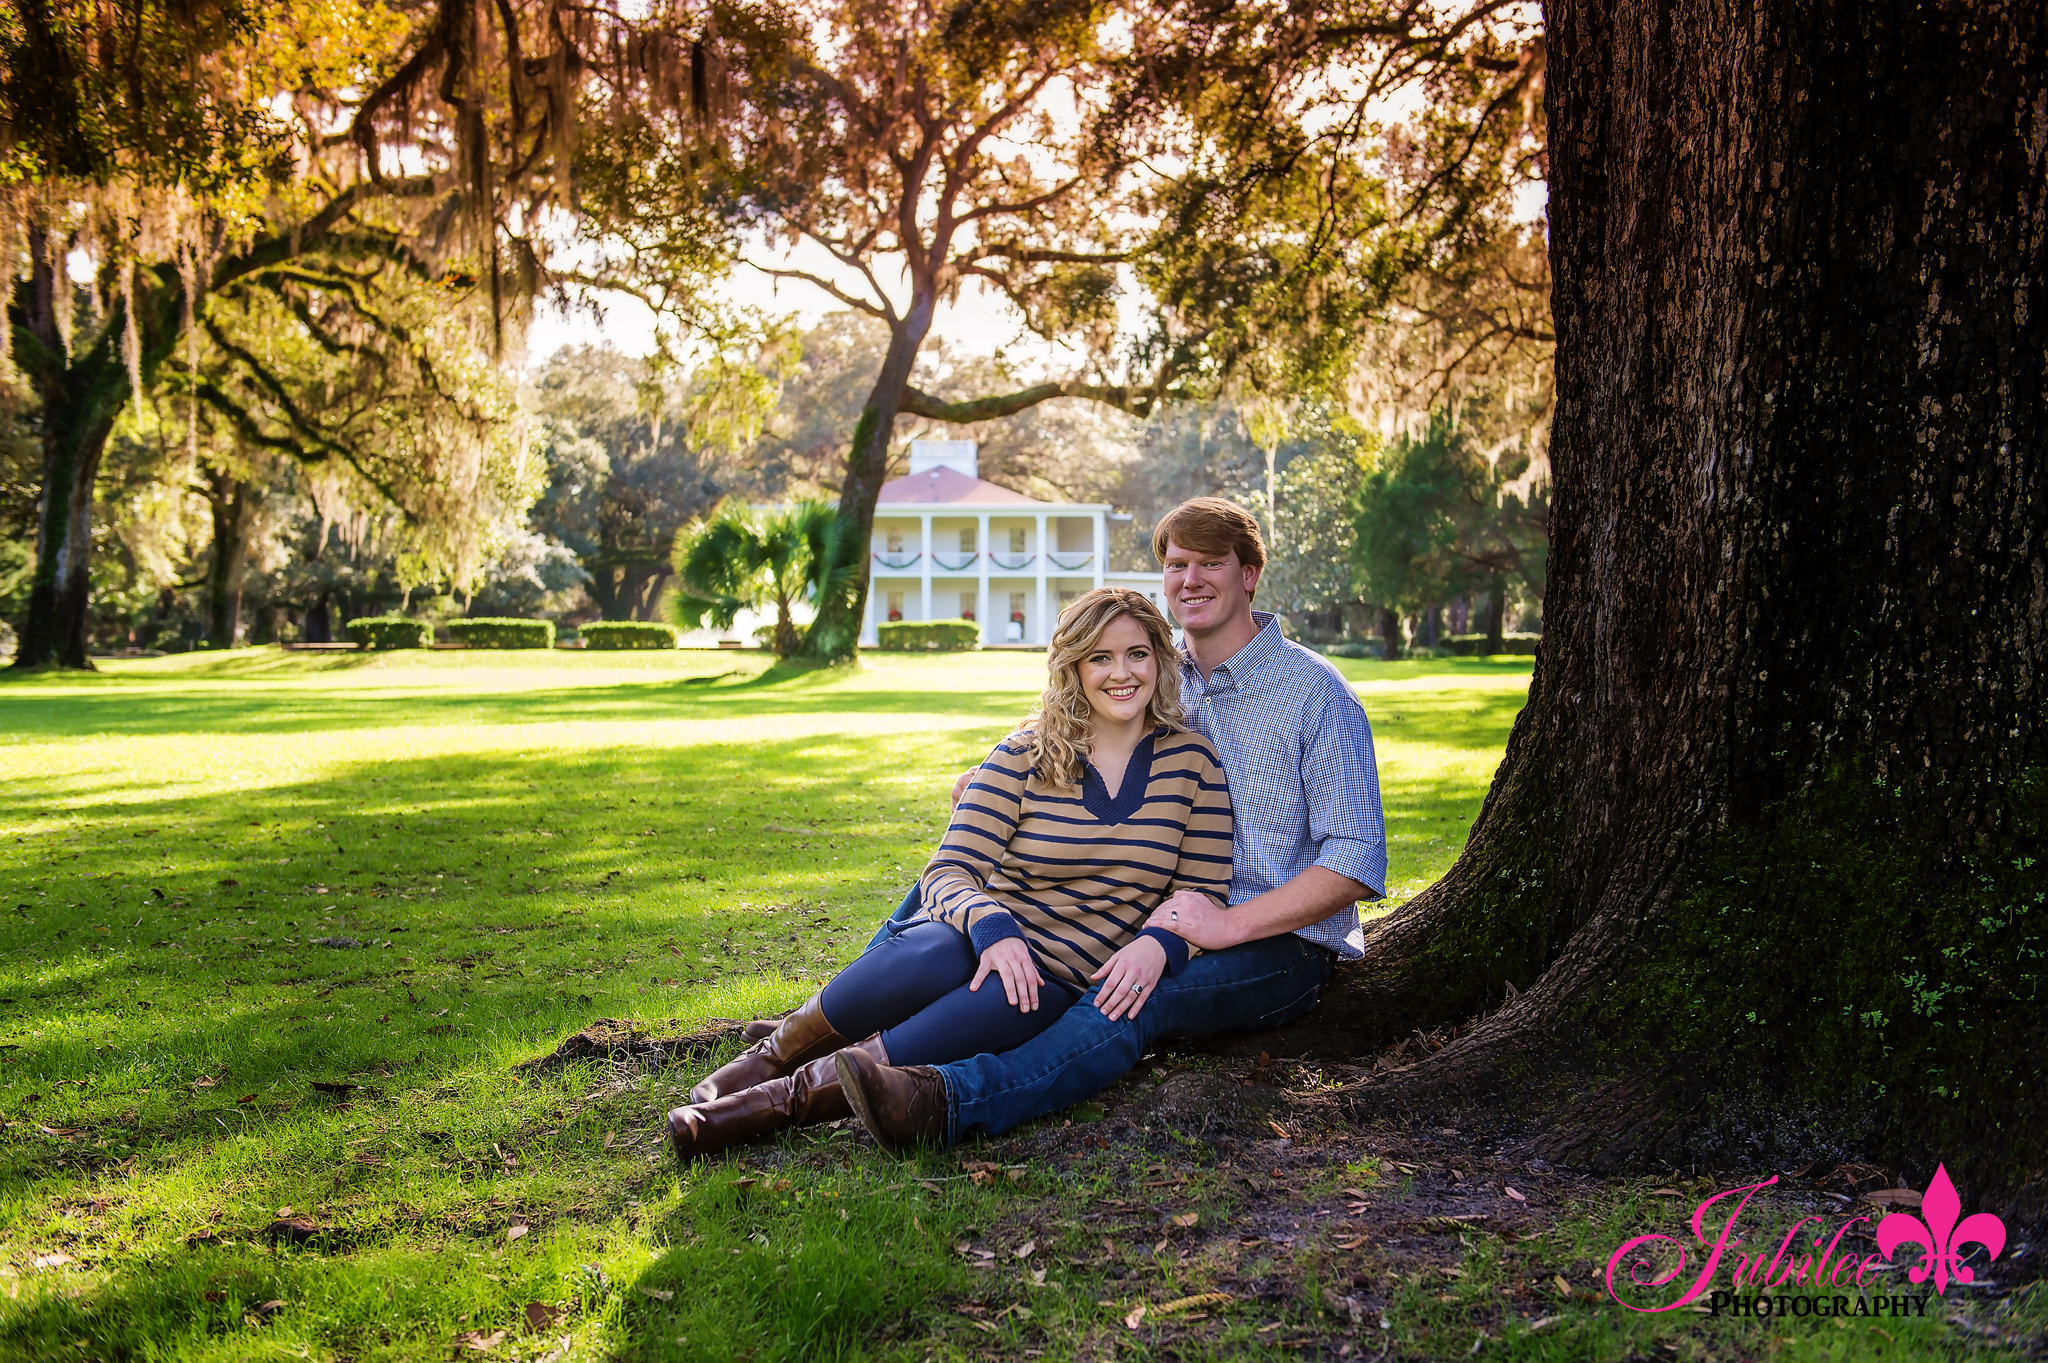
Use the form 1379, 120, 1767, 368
514, 1017, 749, 1076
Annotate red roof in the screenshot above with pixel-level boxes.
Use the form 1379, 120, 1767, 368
877, 465, 1053, 507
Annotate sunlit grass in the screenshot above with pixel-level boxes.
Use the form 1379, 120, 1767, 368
0, 646, 1532, 1360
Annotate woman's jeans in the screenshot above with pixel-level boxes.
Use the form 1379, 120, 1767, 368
820, 918, 1079, 1065
861, 886, 1332, 1145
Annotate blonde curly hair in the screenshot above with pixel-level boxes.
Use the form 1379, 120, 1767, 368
1022, 587, 1187, 790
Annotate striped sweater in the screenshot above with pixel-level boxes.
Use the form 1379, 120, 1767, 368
919, 726, 1234, 992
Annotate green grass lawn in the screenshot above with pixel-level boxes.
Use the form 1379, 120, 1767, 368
3, 648, 2028, 1362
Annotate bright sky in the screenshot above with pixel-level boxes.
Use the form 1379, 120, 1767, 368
525, 236, 1038, 367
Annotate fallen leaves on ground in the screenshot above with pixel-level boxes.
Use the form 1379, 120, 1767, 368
453, 1328, 507, 1352
523, 1302, 560, 1330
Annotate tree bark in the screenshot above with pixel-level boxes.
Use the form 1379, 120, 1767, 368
802, 295, 938, 662
1482, 573, 1506, 653
1377, 606, 1402, 661
1329, 0, 2046, 1202
203, 469, 261, 648
11, 229, 128, 671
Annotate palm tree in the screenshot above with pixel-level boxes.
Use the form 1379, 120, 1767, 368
671, 501, 856, 657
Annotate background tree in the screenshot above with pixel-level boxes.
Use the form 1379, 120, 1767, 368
1351, 405, 1546, 654
670, 499, 852, 656
619, 0, 1543, 660
1256, 414, 1381, 645
2, 0, 715, 668
1305, 0, 2046, 1202
526, 345, 778, 621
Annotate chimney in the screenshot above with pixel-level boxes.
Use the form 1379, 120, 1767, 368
907, 439, 978, 479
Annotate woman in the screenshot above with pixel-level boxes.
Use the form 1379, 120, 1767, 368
668, 586, 1232, 1159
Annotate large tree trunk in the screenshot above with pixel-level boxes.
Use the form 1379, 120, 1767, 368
203, 469, 261, 648
1329, 0, 2045, 1208
802, 295, 937, 662
1481, 573, 1506, 654
11, 230, 128, 671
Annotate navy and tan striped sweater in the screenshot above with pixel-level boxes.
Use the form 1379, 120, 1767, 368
919, 727, 1234, 991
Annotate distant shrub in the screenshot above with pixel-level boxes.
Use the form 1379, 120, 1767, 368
875, 619, 981, 651
1443, 632, 1541, 656
582, 622, 680, 650
447, 618, 555, 649
1325, 640, 1383, 659
346, 617, 432, 650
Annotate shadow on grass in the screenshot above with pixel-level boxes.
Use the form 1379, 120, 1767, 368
618, 1182, 956, 1363
0, 674, 1036, 739
0, 725, 997, 1202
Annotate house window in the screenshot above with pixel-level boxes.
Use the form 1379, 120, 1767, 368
887, 527, 905, 554
1010, 527, 1027, 554
1009, 591, 1026, 623
960, 592, 976, 621
887, 591, 904, 622
960, 525, 977, 554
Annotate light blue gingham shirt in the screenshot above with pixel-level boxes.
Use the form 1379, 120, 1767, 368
1178, 611, 1385, 959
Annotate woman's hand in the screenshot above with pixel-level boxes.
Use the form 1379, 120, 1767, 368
970, 936, 1044, 1012
1090, 934, 1169, 1022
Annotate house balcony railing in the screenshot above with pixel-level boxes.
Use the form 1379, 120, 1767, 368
930, 552, 980, 571
872, 551, 922, 570
986, 553, 1036, 570
1046, 552, 1096, 570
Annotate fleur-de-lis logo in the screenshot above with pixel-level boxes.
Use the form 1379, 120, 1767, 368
1874, 1163, 2007, 1295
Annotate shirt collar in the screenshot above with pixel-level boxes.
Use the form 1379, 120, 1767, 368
1179, 611, 1284, 693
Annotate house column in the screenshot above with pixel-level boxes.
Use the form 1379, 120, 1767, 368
1034, 513, 1049, 645
1092, 510, 1105, 591
977, 513, 991, 644
919, 513, 933, 621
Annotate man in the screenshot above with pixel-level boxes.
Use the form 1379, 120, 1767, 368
836, 497, 1386, 1148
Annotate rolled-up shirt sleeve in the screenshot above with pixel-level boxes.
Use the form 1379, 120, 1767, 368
1300, 682, 1387, 899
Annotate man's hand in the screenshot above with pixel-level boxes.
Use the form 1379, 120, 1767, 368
1090, 934, 1169, 1022
970, 936, 1043, 1012
950, 767, 978, 808
1146, 890, 1239, 951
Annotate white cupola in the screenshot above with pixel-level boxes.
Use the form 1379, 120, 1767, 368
907, 438, 978, 479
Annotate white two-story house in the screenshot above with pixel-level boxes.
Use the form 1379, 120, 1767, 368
863, 440, 1165, 647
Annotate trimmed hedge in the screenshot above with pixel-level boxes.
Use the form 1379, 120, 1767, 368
1443, 631, 1541, 656
446, 618, 555, 649
1324, 639, 1385, 659
875, 619, 981, 651
346, 617, 432, 650
582, 622, 680, 650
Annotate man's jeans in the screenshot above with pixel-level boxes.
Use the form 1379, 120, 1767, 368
856, 884, 1331, 1145
935, 932, 1331, 1144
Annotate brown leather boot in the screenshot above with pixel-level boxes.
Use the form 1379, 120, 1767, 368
690, 993, 845, 1104
835, 1048, 947, 1154
669, 1036, 886, 1163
